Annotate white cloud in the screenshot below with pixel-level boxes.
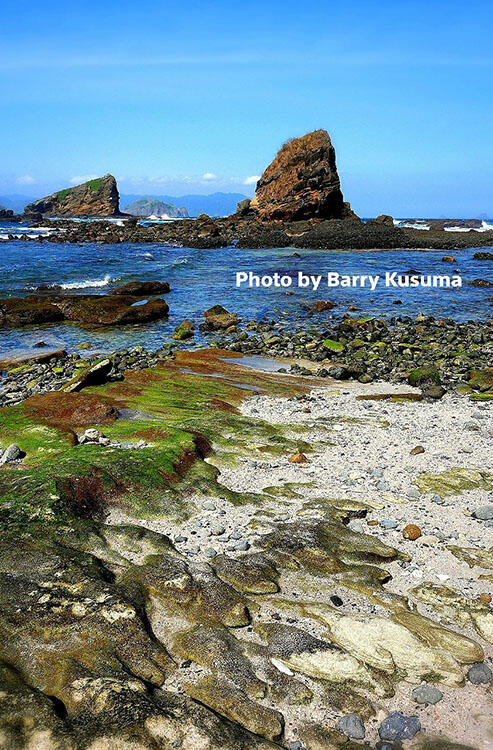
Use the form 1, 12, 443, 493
243, 175, 260, 185
16, 174, 36, 185
69, 174, 98, 185
202, 172, 217, 181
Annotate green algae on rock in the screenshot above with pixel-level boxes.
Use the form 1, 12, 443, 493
414, 467, 493, 496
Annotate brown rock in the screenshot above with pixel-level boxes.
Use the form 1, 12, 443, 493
24, 174, 120, 217
442, 255, 457, 262
288, 453, 311, 464
312, 300, 336, 312
402, 524, 422, 541
479, 593, 492, 603
204, 305, 240, 330
410, 445, 425, 455
250, 129, 357, 221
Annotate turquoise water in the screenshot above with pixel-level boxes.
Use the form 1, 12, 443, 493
0, 228, 491, 359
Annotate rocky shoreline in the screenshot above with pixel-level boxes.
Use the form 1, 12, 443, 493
1, 310, 492, 409
5, 213, 493, 250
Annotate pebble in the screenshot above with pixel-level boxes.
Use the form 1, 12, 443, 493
202, 500, 215, 510
467, 662, 492, 684
174, 535, 187, 543
407, 487, 420, 499
234, 539, 250, 551
472, 505, 493, 521
288, 742, 303, 750
412, 684, 443, 705
203, 548, 217, 558
378, 712, 421, 741
479, 593, 492, 603
336, 713, 365, 740
210, 523, 226, 536
380, 519, 398, 530
288, 453, 310, 463
402, 524, 422, 540
410, 445, 425, 455
330, 595, 344, 607
431, 494, 445, 505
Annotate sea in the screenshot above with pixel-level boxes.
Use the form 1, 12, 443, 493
0, 220, 491, 361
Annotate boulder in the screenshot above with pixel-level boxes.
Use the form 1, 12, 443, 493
203, 305, 240, 330
249, 129, 358, 221
24, 175, 120, 217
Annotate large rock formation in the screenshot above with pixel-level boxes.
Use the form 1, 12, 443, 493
124, 197, 188, 218
24, 175, 120, 217
249, 129, 357, 221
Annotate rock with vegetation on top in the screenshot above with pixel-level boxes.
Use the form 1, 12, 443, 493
249, 129, 358, 221
24, 174, 120, 217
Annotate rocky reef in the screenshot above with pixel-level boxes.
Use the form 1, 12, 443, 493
0, 349, 491, 748
24, 174, 121, 218
249, 129, 356, 222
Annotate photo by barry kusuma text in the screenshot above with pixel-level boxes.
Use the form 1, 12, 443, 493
235, 270, 463, 291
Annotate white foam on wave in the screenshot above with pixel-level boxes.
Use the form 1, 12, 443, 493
57, 274, 117, 290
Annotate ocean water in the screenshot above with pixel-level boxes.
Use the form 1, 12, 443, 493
0, 227, 491, 359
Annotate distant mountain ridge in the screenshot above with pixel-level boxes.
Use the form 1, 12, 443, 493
120, 192, 248, 218
123, 197, 188, 218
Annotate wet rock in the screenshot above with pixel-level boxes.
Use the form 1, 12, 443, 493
412, 684, 443, 704
469, 278, 493, 287
112, 280, 170, 295
421, 384, 446, 399
173, 319, 195, 340
312, 300, 337, 312
467, 662, 492, 684
378, 711, 421, 741
473, 251, 493, 260
336, 712, 366, 740
408, 366, 440, 387
204, 305, 240, 330
442, 255, 457, 262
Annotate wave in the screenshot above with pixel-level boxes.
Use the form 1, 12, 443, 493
55, 274, 118, 290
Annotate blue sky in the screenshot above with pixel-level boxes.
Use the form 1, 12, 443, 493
1, 0, 492, 216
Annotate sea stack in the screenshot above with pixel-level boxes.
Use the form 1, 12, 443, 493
250, 129, 358, 221
24, 174, 120, 218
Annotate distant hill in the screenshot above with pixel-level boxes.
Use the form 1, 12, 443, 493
0, 194, 34, 214
120, 192, 248, 218
123, 197, 188, 218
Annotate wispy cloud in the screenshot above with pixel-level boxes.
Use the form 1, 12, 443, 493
69, 174, 98, 185
16, 174, 36, 184
243, 175, 260, 185
202, 172, 217, 181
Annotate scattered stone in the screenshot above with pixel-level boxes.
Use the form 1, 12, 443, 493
204, 548, 217, 558
210, 523, 226, 536
412, 684, 443, 705
473, 505, 493, 521
410, 445, 425, 455
380, 519, 398, 530
479, 593, 492, 604
467, 662, 492, 684
378, 712, 421, 741
336, 713, 366, 740
288, 453, 311, 464
330, 595, 343, 607
402, 524, 422, 541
